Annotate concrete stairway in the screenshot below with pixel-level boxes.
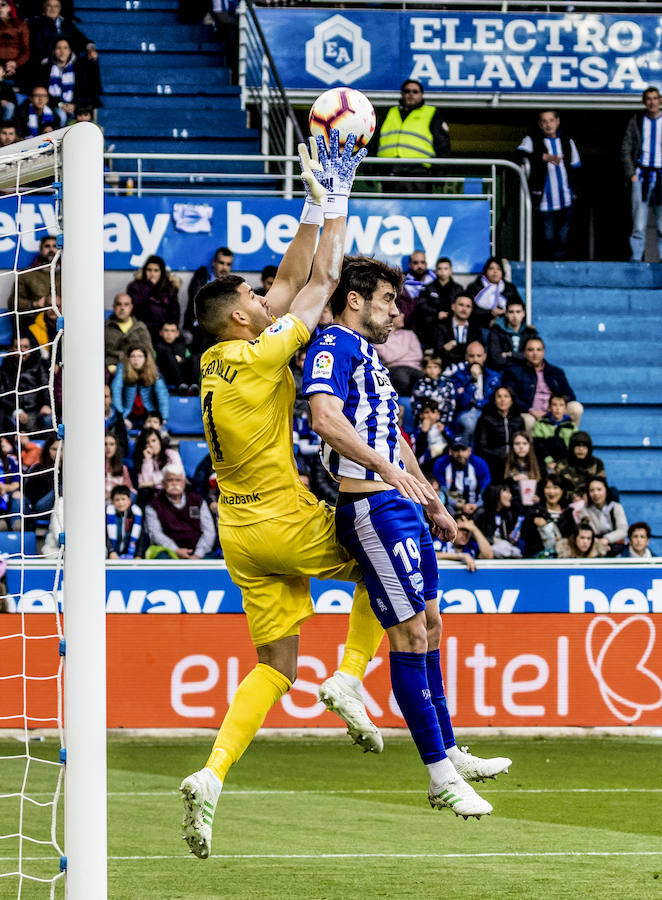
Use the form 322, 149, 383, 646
77, 0, 263, 179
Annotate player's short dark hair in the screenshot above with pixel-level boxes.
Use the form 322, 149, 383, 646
538, 108, 560, 119
328, 256, 404, 318
160, 320, 179, 329
195, 274, 245, 338
110, 485, 131, 500
628, 521, 651, 539
435, 256, 452, 267
549, 393, 567, 404
506, 296, 525, 309
523, 334, 544, 351
214, 246, 233, 260
261, 265, 277, 281
642, 85, 661, 101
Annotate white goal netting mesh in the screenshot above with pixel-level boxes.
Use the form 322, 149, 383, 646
0, 137, 66, 898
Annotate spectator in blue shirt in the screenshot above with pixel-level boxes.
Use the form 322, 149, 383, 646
445, 341, 501, 445
106, 485, 143, 559
111, 345, 169, 431
432, 436, 492, 517
434, 514, 494, 570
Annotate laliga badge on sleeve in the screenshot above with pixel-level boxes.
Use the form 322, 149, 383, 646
266, 317, 293, 335
312, 350, 334, 379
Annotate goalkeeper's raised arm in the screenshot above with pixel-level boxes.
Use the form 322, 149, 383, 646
288, 130, 366, 334
261, 134, 327, 319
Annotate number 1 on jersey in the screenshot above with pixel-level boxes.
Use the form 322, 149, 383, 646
202, 390, 223, 462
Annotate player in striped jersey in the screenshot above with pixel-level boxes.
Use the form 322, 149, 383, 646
303, 257, 511, 820
518, 109, 581, 261
622, 86, 662, 261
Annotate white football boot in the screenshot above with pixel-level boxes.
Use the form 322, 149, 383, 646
450, 745, 512, 783
428, 773, 493, 820
319, 671, 384, 753
180, 768, 221, 859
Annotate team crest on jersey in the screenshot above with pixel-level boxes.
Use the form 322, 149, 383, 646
265, 317, 293, 336
312, 350, 334, 378
409, 572, 424, 596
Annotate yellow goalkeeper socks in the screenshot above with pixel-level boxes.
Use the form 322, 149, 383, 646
205, 663, 291, 783
339, 583, 385, 681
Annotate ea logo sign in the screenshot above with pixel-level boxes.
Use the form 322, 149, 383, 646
305, 14, 371, 85
586, 615, 662, 723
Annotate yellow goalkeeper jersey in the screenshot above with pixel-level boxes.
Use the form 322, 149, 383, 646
200, 313, 311, 527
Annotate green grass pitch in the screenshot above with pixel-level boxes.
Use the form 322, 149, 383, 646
1, 734, 661, 899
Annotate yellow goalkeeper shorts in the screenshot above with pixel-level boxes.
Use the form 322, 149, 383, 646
219, 493, 361, 647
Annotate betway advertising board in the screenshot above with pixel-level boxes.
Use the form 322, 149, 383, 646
6, 563, 662, 615
0, 195, 489, 273
3, 614, 661, 727
257, 9, 657, 95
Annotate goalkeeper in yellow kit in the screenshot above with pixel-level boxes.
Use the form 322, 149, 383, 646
179, 133, 406, 859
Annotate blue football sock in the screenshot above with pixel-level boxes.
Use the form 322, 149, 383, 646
390, 650, 446, 764
426, 649, 456, 749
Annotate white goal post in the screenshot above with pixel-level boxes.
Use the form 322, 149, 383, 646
0, 122, 107, 898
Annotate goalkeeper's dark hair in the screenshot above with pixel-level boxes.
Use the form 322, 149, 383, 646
194, 274, 245, 338
328, 256, 404, 318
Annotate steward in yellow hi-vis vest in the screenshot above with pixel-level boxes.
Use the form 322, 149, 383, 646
375, 79, 450, 192
377, 104, 437, 165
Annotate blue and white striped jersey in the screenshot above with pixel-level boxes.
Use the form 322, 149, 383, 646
302, 324, 403, 481
639, 115, 662, 169
518, 134, 580, 211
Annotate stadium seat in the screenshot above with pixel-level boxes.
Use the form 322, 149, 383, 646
167, 396, 204, 435
0, 312, 14, 348
0, 531, 37, 556
178, 440, 209, 479
399, 396, 415, 434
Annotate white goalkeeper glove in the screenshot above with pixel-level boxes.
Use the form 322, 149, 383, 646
315, 129, 367, 218
298, 137, 326, 226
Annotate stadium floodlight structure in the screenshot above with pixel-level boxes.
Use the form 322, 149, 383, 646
0, 123, 106, 898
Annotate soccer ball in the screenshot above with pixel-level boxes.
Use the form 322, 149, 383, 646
308, 87, 376, 153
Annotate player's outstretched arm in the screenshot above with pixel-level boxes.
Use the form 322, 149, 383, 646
310, 393, 437, 506
290, 131, 366, 334
399, 436, 457, 540
265, 138, 325, 319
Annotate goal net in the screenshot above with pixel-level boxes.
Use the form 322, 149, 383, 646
0, 125, 106, 899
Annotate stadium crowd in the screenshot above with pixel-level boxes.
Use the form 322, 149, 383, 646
0, 235, 654, 562
0, 1, 655, 562
0, 0, 101, 143
98, 243, 652, 563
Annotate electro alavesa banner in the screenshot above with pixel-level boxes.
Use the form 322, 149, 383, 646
256, 9, 659, 96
